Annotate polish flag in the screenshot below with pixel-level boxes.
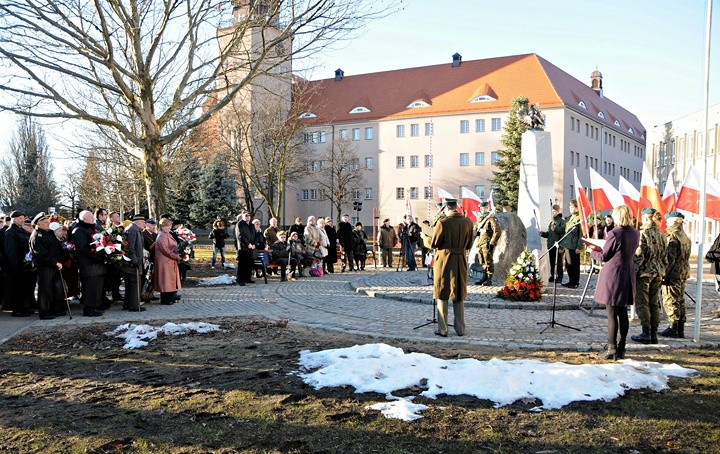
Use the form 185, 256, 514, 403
406, 198, 414, 220
437, 187, 455, 201
676, 166, 720, 220
589, 168, 625, 211
574, 169, 592, 236
618, 176, 641, 218
661, 169, 677, 214
487, 189, 496, 213
640, 162, 663, 212
460, 187, 482, 222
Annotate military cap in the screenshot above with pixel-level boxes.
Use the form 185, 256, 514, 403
49, 222, 63, 231
383, 218, 390, 223
480, 201, 490, 207
441, 198, 458, 207
665, 211, 684, 219
23, 218, 32, 225
31, 212, 50, 226
641, 208, 657, 215
10, 210, 25, 218
4, 215, 10, 221
132, 214, 146, 221
146, 219, 157, 225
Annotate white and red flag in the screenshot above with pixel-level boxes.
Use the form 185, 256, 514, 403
589, 168, 624, 211
487, 189, 495, 213
640, 162, 663, 213
676, 166, 720, 220
574, 169, 592, 236
406, 198, 414, 220
618, 176, 641, 218
437, 187, 455, 201
661, 170, 677, 214
460, 187, 482, 222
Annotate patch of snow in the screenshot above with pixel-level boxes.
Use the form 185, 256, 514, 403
198, 274, 236, 286
107, 322, 222, 349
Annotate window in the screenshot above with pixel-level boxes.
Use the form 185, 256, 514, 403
340, 129, 348, 141
396, 125, 405, 137
352, 189, 361, 199
301, 189, 318, 200
349, 106, 370, 114
365, 157, 374, 170
491, 118, 502, 131
407, 101, 429, 108
410, 187, 419, 199
319, 131, 326, 143
475, 152, 485, 166
614, 120, 621, 127
411, 123, 419, 136
491, 151, 500, 164
570, 116, 574, 131
365, 127, 374, 140
460, 120, 470, 133
470, 95, 496, 102
476, 119, 485, 132
352, 128, 360, 141
365, 188, 373, 200
351, 158, 360, 171
410, 155, 419, 168
299, 112, 316, 119
425, 123, 433, 136
424, 155, 433, 167
460, 153, 470, 166
578, 101, 587, 109
396, 187, 405, 199
598, 111, 605, 119
475, 185, 486, 199
424, 186, 433, 199
309, 161, 320, 172
396, 156, 405, 168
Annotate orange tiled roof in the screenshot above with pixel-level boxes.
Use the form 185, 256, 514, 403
296, 53, 645, 141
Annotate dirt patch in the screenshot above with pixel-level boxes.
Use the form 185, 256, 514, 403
0, 318, 719, 453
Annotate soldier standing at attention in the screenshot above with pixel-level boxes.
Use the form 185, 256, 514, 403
431, 199, 474, 337
659, 212, 691, 338
560, 200, 582, 288
473, 201, 500, 286
631, 208, 668, 344
540, 204, 566, 283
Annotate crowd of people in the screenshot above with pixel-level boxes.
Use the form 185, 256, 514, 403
0, 208, 192, 319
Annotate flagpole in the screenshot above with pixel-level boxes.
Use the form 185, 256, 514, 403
694, 0, 713, 342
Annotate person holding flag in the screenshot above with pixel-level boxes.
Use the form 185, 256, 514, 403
559, 200, 582, 289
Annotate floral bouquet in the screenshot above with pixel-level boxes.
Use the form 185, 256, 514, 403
497, 248, 542, 301
91, 225, 131, 266
176, 227, 196, 263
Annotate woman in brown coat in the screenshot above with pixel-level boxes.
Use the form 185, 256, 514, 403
589, 205, 640, 360
154, 218, 181, 305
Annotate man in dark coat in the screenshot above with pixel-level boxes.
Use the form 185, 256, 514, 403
72, 210, 107, 316
540, 204, 566, 283
0, 214, 9, 310
560, 200, 582, 288
336, 214, 354, 272
431, 199, 474, 337
121, 215, 146, 312
29, 213, 67, 319
235, 211, 256, 285
4, 211, 34, 316
401, 215, 421, 271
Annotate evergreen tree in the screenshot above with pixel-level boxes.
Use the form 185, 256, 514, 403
166, 149, 202, 226
0, 116, 57, 214
491, 96, 531, 210
189, 154, 239, 228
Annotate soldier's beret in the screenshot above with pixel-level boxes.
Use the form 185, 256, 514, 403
641, 208, 657, 215
10, 210, 25, 218
480, 201, 490, 207
665, 211, 684, 219
31, 212, 50, 226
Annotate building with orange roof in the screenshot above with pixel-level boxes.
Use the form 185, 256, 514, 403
289, 52, 646, 226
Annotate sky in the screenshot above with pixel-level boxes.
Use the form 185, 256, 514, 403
1, 0, 717, 176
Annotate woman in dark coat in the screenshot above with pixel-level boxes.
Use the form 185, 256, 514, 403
352, 222, 368, 271
323, 217, 338, 273
589, 205, 640, 360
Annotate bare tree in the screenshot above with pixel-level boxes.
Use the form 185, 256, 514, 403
313, 138, 364, 220
0, 0, 398, 218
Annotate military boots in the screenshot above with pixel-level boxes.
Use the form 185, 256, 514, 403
660, 322, 679, 338
631, 329, 652, 344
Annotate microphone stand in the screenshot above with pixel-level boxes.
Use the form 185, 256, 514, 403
538, 221, 581, 333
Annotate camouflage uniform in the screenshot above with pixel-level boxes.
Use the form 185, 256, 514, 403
661, 221, 691, 336
633, 221, 668, 338
474, 213, 500, 282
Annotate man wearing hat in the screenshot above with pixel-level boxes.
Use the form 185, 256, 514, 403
29, 213, 64, 319
0, 214, 10, 309
431, 199, 474, 336
377, 218, 398, 268
631, 207, 668, 344
337, 214, 354, 271
4, 211, 34, 316
473, 201, 500, 286
72, 210, 107, 316
120, 214, 146, 312
271, 230, 299, 281
660, 212, 691, 338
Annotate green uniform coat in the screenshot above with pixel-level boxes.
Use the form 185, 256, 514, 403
432, 211, 474, 301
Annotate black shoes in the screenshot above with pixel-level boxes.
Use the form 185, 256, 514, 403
83, 310, 103, 317
11, 311, 33, 317
434, 331, 447, 337
238, 282, 246, 286
631, 331, 652, 344
561, 282, 579, 289
39, 315, 56, 320
127, 307, 147, 312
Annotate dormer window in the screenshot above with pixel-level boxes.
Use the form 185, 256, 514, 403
299, 112, 317, 119
578, 101, 587, 109
349, 106, 370, 114
406, 101, 430, 108
628, 128, 634, 134
614, 120, 621, 127
598, 111, 605, 119
469, 95, 496, 103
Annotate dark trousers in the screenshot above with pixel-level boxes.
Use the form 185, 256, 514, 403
276, 257, 298, 279
405, 241, 417, 270
564, 248, 580, 285
80, 274, 105, 311
236, 249, 253, 283
104, 267, 122, 301
342, 242, 354, 270
607, 305, 629, 349
36, 267, 58, 317
549, 246, 564, 280
6, 271, 34, 313
123, 267, 141, 310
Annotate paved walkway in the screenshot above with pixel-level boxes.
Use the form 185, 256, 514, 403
2, 267, 720, 352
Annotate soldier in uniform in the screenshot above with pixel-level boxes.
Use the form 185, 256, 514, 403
560, 200, 582, 288
473, 201, 500, 286
660, 212, 691, 338
631, 207, 668, 344
431, 199, 474, 337
540, 204, 566, 283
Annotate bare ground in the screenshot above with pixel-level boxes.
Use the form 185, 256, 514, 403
0, 317, 719, 453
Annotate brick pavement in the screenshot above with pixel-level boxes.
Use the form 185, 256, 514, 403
2, 267, 720, 352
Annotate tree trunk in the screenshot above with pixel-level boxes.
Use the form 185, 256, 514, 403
142, 145, 167, 220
